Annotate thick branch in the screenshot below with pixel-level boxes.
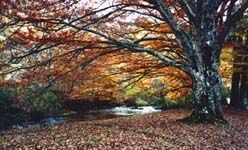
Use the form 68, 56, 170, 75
58, 20, 191, 74
151, 0, 195, 68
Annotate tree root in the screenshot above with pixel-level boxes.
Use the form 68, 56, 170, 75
178, 112, 229, 126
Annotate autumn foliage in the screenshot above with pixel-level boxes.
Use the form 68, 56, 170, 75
0, 0, 247, 117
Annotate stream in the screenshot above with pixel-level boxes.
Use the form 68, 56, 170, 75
12, 106, 161, 129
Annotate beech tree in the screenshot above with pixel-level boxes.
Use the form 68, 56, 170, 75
1, 0, 248, 122
230, 46, 248, 109
57, 0, 247, 122
230, 17, 248, 109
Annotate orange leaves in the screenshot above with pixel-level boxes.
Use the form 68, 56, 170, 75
134, 17, 154, 29
14, 28, 40, 45
0, 0, 192, 101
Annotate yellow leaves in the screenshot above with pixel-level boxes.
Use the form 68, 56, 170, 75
53, 66, 69, 74
1, 16, 10, 24
0, 38, 4, 52
125, 86, 142, 97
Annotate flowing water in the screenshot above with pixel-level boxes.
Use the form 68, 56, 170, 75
12, 106, 161, 129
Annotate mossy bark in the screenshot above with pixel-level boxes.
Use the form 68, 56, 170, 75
184, 67, 226, 124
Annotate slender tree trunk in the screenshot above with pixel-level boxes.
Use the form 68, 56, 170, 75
230, 72, 241, 107
230, 46, 247, 109
241, 54, 248, 109
240, 52, 248, 109
230, 46, 241, 108
247, 80, 248, 104
239, 72, 247, 109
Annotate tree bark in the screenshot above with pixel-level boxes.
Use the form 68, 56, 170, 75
239, 72, 247, 109
230, 46, 247, 109
188, 67, 224, 123
183, 45, 225, 123
230, 72, 241, 107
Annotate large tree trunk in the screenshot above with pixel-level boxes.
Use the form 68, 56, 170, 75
184, 41, 225, 123
188, 68, 224, 123
183, 1, 226, 123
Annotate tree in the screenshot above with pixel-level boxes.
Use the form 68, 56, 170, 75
57, 0, 247, 122
1, 0, 248, 122
230, 17, 248, 109
230, 46, 248, 109
0, 0, 192, 101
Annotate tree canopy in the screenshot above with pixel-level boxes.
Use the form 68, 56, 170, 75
0, 0, 247, 122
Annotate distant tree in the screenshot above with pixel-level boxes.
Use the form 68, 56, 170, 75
230, 22, 248, 109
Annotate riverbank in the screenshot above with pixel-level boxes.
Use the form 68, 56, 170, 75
9, 106, 161, 129
0, 99, 123, 130
1, 108, 248, 149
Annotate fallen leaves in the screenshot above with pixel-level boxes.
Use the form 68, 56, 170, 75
0, 108, 248, 149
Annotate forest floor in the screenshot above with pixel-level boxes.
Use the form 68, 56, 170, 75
0, 108, 247, 150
